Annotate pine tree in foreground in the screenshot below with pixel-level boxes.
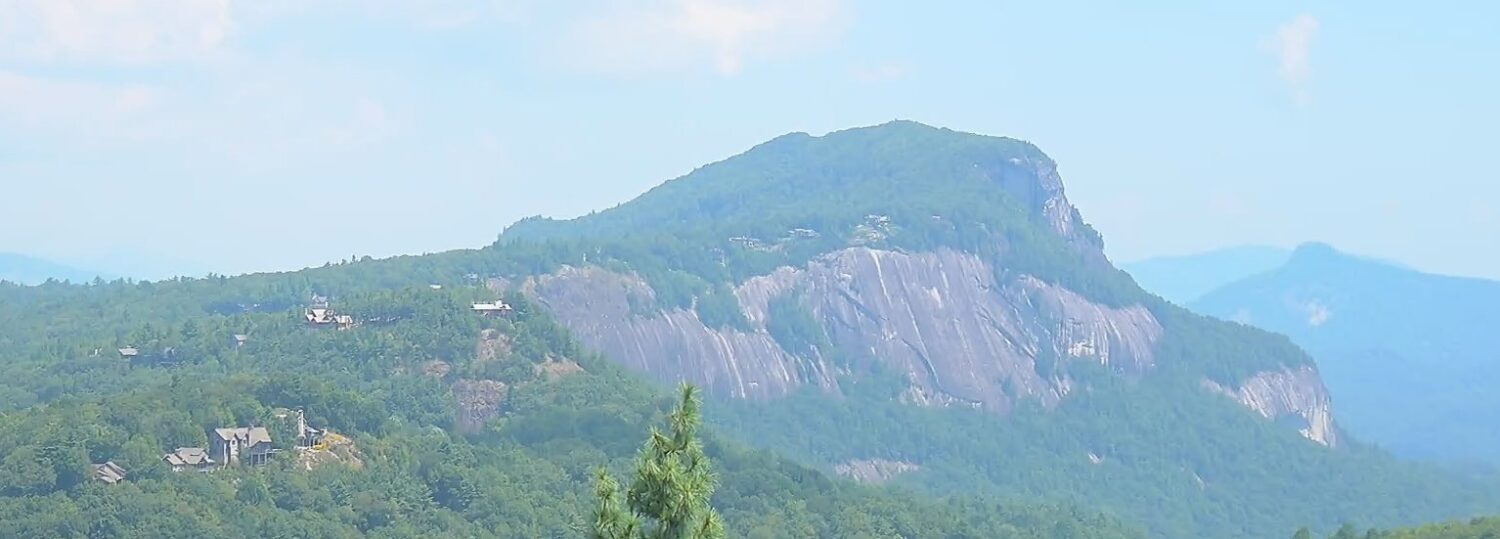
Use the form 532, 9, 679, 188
590, 383, 725, 539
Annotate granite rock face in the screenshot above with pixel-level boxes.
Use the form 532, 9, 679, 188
525, 247, 1163, 412
1204, 365, 1340, 447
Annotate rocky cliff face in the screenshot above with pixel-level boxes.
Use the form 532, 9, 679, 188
526, 246, 1163, 412
1203, 365, 1339, 447
507, 121, 1340, 446
979, 154, 1102, 257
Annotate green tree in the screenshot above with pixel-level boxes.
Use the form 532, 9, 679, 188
590, 383, 725, 539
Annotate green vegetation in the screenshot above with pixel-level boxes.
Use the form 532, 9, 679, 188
591, 384, 725, 539
712, 370, 1500, 539
1291, 517, 1500, 539
1193, 242, 1500, 463
0, 264, 1143, 538
1, 122, 1496, 538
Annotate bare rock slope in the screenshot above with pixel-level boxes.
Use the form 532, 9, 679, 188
509, 121, 1340, 446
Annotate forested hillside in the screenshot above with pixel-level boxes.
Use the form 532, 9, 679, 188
3, 122, 1498, 539
496, 122, 1500, 537
0, 276, 1140, 538
1291, 517, 1500, 539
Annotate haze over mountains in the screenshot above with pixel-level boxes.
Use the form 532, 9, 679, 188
0, 252, 107, 285
1175, 243, 1500, 464
1122, 246, 1292, 305
2, 122, 1497, 539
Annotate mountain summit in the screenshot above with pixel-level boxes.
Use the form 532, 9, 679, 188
506, 120, 1106, 263
499, 121, 1335, 437
479, 123, 1500, 536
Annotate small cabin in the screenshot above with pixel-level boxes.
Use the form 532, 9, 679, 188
117, 347, 139, 359
91, 461, 126, 484
471, 301, 513, 317
232, 334, 249, 348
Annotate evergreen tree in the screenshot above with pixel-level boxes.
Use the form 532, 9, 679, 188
590, 383, 725, 539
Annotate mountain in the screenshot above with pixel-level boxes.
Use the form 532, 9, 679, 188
1, 122, 1497, 538
1123, 245, 1290, 304
496, 122, 1500, 536
1193, 242, 1500, 463
0, 252, 106, 285
0, 257, 1141, 535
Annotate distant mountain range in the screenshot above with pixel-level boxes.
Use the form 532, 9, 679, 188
0, 251, 218, 285
1122, 245, 1291, 304
0, 252, 108, 285
1137, 242, 1500, 463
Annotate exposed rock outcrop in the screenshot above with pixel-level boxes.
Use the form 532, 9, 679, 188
1203, 365, 1340, 447
533, 357, 584, 381
475, 328, 510, 364
452, 379, 508, 433
526, 247, 1162, 412
834, 459, 921, 484
978, 153, 1101, 257
524, 266, 829, 399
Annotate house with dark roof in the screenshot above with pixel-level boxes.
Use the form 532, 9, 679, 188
211, 426, 275, 466
162, 447, 216, 472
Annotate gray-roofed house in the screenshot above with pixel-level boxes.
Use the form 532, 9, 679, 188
117, 347, 139, 359
211, 426, 274, 466
91, 461, 127, 484
162, 447, 216, 472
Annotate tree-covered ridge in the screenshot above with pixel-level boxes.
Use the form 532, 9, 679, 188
482, 121, 1310, 383
498, 121, 1135, 306
0, 262, 1145, 538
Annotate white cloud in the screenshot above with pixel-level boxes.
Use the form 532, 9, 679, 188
0, 70, 166, 140
1264, 14, 1319, 102
570, 0, 842, 75
0, 0, 233, 65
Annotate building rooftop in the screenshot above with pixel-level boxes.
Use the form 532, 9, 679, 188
92, 461, 127, 484
213, 426, 273, 446
163, 447, 214, 466
472, 301, 513, 312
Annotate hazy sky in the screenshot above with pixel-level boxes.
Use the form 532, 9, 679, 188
1, 1, 1495, 279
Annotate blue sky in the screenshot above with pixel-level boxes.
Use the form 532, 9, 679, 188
0, 1, 1495, 279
